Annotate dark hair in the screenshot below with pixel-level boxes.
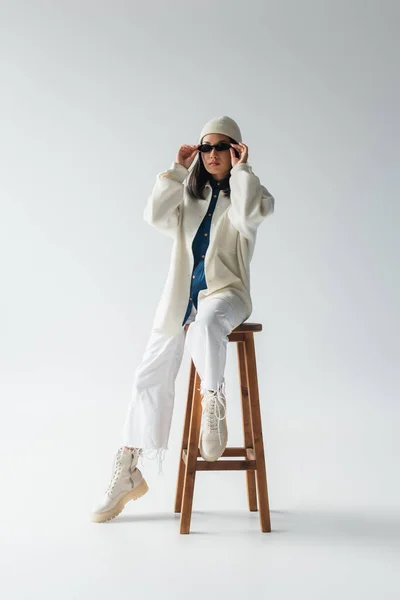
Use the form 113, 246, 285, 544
186, 136, 238, 200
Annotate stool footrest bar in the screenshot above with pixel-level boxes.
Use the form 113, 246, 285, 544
181, 447, 257, 470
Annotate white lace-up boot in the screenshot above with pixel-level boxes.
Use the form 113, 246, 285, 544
91, 446, 149, 523
199, 381, 228, 462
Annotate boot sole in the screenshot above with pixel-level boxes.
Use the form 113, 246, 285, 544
199, 432, 228, 462
91, 478, 149, 523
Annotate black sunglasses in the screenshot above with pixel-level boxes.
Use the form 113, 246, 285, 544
198, 142, 232, 153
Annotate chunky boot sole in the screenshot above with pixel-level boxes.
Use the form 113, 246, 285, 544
199, 433, 228, 462
91, 478, 149, 523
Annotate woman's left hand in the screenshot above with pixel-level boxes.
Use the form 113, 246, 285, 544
230, 142, 248, 167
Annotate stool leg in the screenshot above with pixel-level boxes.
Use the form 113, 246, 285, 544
237, 342, 258, 512
175, 359, 196, 513
244, 333, 272, 532
180, 370, 202, 534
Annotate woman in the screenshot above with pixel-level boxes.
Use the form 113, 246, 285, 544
91, 115, 275, 523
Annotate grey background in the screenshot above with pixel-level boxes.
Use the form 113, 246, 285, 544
1, 1, 399, 598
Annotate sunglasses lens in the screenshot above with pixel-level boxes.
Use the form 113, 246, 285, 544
200, 143, 231, 152
215, 143, 231, 151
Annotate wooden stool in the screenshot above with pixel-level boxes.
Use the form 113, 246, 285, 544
174, 321, 271, 534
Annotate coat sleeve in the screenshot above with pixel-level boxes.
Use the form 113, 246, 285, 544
228, 162, 275, 240
143, 161, 189, 238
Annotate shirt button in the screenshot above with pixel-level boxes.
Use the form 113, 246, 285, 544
213, 194, 217, 198
204, 233, 208, 236
190, 297, 192, 301
192, 275, 195, 279
201, 254, 205, 258
208, 213, 211, 216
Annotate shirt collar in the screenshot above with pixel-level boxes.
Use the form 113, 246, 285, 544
209, 173, 231, 189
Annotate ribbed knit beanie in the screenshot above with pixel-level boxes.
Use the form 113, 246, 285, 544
199, 115, 242, 144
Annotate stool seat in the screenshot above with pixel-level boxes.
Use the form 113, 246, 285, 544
176, 319, 271, 534
184, 321, 262, 333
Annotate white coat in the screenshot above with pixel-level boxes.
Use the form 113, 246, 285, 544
143, 160, 275, 336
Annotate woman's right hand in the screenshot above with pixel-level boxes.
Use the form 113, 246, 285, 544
176, 144, 200, 170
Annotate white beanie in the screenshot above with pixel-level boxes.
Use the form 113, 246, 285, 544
199, 115, 242, 144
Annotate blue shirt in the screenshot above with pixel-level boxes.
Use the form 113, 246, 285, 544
182, 174, 230, 325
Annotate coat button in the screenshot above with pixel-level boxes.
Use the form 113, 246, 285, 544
192, 275, 195, 279
201, 254, 205, 258
204, 233, 208, 236
190, 297, 192, 301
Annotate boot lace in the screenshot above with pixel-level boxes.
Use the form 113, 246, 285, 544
105, 447, 125, 495
200, 381, 227, 445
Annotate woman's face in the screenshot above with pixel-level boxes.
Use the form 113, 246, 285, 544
200, 133, 233, 179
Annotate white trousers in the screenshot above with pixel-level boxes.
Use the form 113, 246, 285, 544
121, 296, 248, 468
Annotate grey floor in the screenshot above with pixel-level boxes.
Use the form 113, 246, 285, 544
2, 373, 398, 599
3, 461, 399, 599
